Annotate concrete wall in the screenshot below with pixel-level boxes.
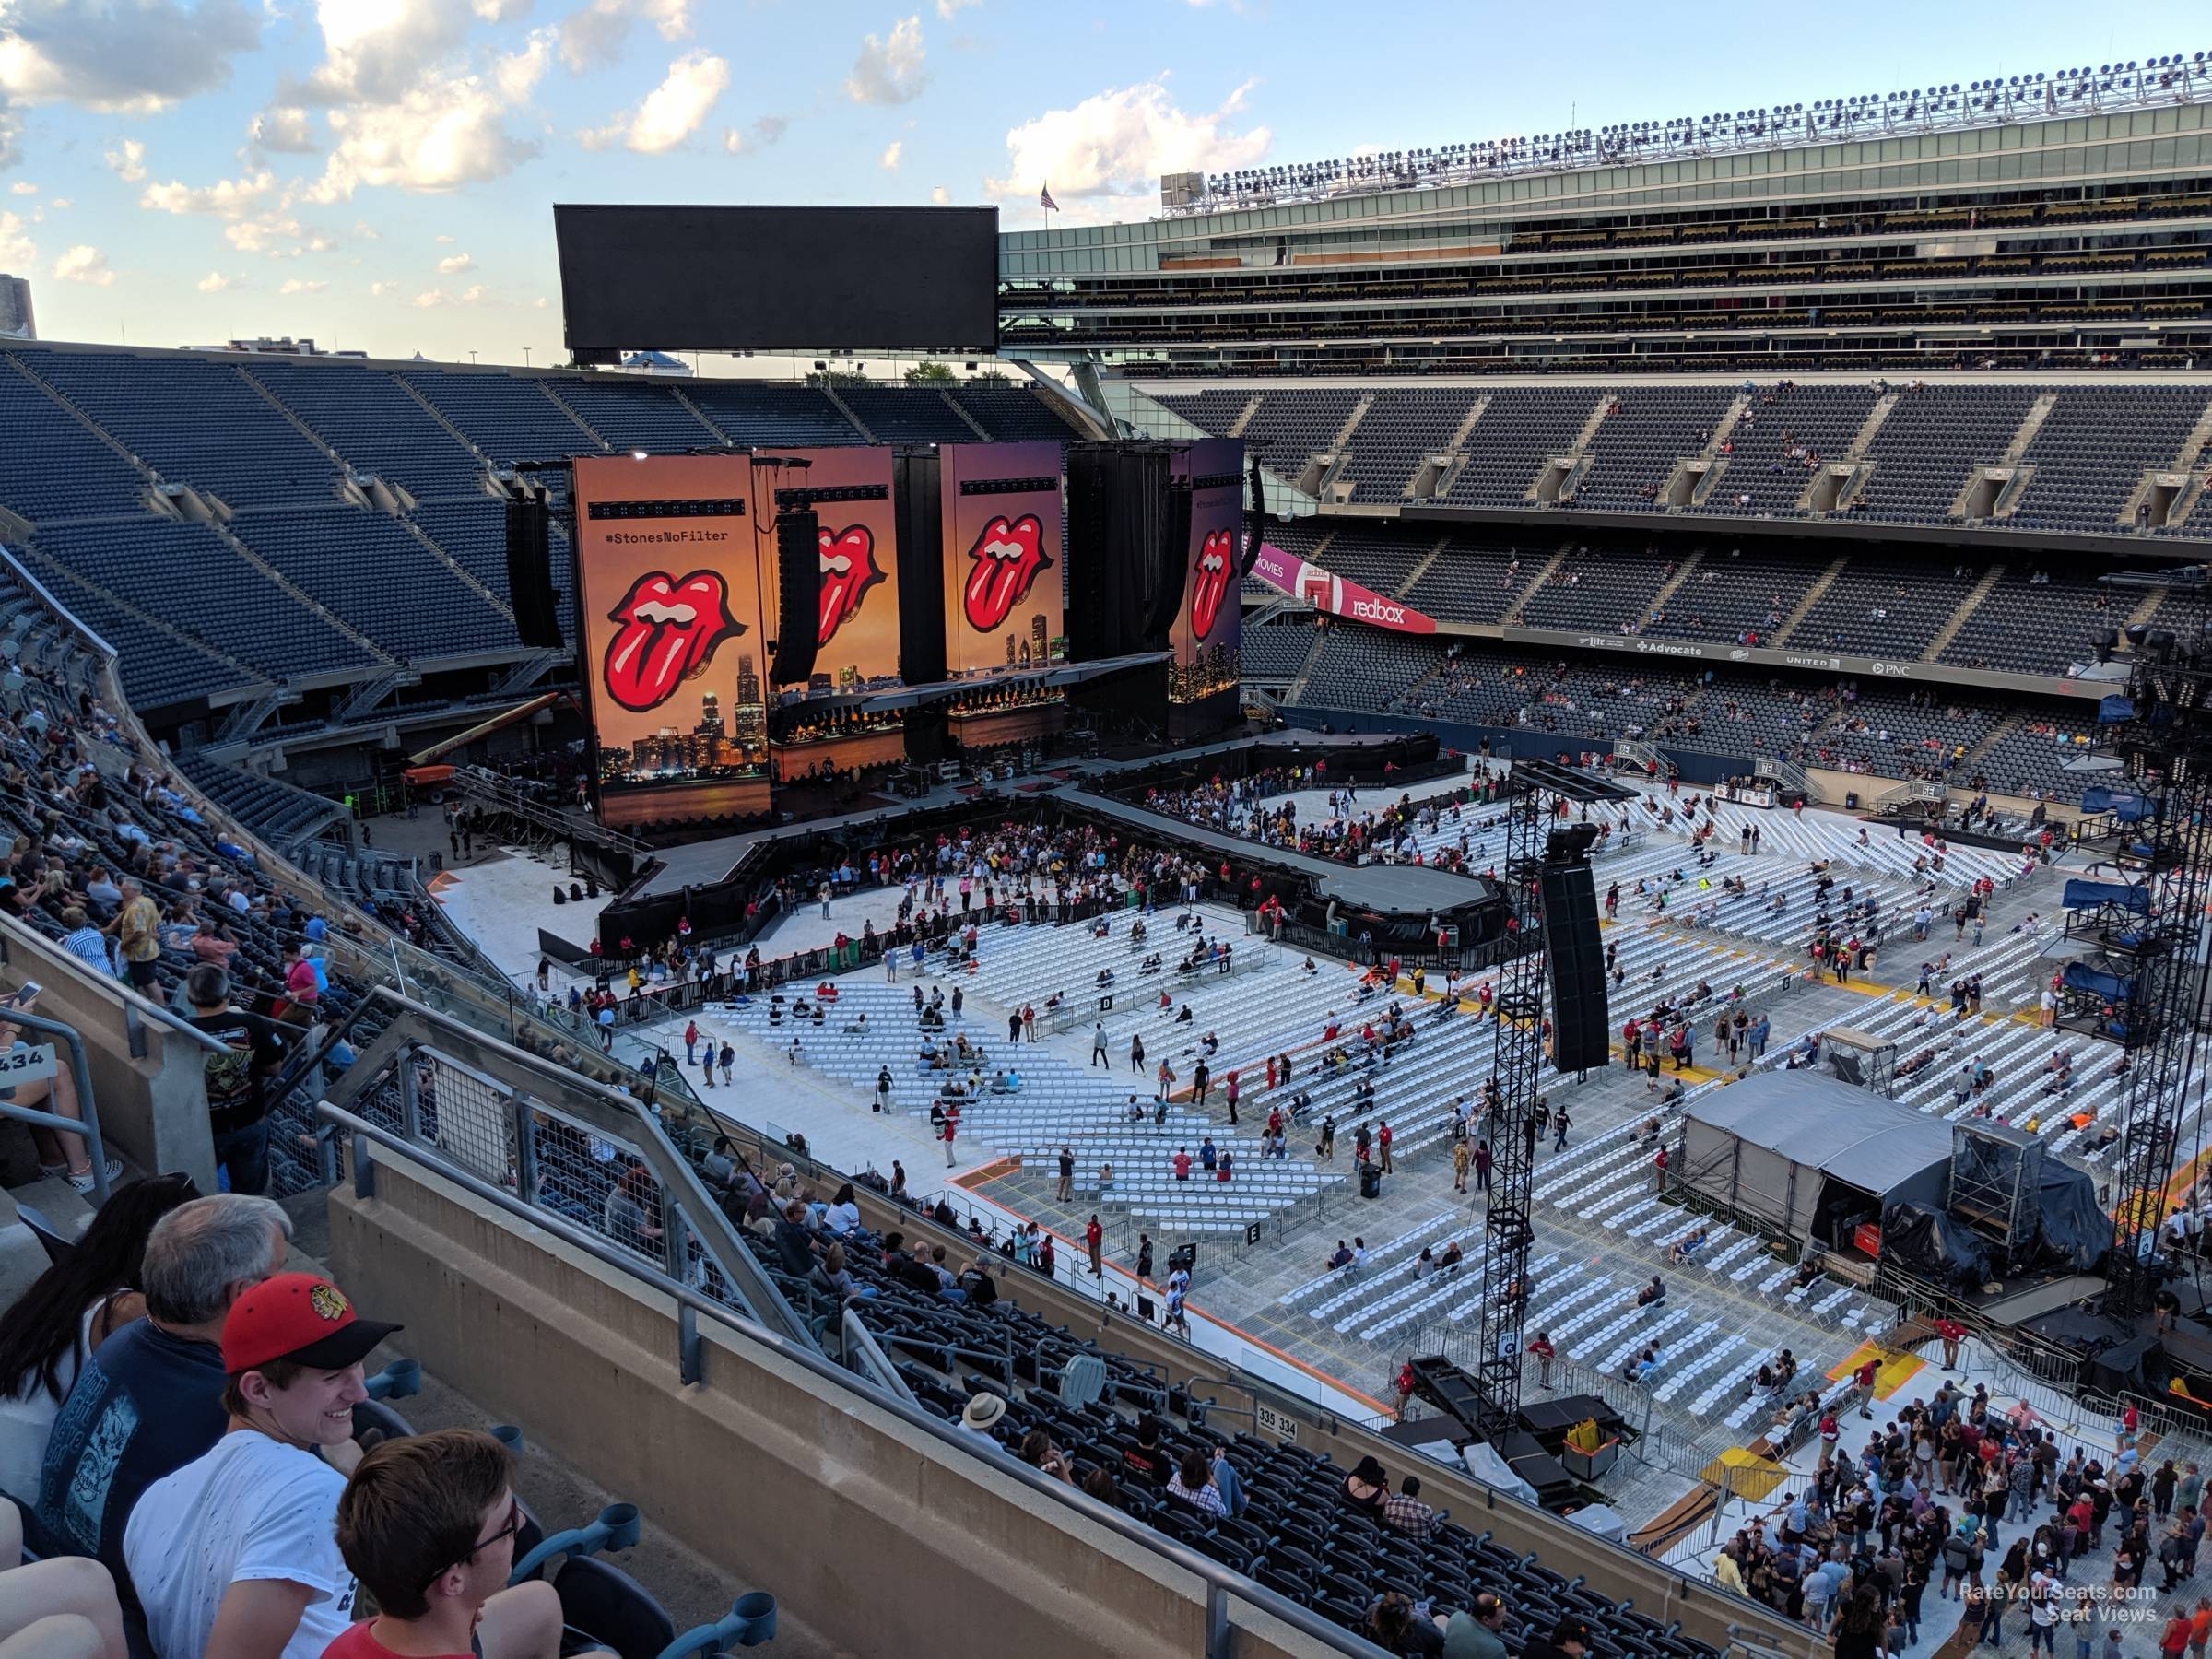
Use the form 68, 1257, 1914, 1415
328, 1157, 1352, 1659
0, 915, 217, 1189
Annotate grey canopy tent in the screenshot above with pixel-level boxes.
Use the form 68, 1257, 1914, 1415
1676, 1073, 1953, 1249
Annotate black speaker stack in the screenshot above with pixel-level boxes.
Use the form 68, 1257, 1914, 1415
1538, 823, 1609, 1073
504, 494, 564, 649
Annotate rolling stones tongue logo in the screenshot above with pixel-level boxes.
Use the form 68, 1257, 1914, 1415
817, 524, 884, 648
961, 513, 1052, 632
602, 570, 742, 712
1189, 526, 1234, 641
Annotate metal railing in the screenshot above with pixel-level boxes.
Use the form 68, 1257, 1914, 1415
321, 1098, 1395, 1659
0, 1003, 112, 1205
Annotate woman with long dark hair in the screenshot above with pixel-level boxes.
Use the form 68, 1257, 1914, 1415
0, 1172, 196, 1499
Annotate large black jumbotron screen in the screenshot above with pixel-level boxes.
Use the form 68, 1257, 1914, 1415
553, 204, 1000, 356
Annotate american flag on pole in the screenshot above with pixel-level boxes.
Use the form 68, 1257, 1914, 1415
1040, 182, 1059, 212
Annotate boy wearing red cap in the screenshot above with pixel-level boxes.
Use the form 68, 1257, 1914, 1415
124, 1272, 401, 1659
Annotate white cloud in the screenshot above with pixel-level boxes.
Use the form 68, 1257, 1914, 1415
436, 251, 472, 273
930, 183, 948, 205
370, 278, 392, 295
878, 139, 900, 171
433, 232, 453, 242
934, 0, 976, 18
721, 113, 787, 155
103, 137, 146, 182
249, 105, 319, 154
139, 169, 277, 218
413, 282, 487, 307
224, 211, 300, 253
580, 49, 725, 154
987, 78, 1268, 222
0, 110, 18, 172
305, 29, 552, 200
52, 242, 112, 285
0, 210, 33, 267
844, 15, 924, 106
279, 276, 327, 294
557, 0, 688, 73
196, 270, 233, 292
6, 181, 31, 195
352, 218, 379, 240
45, 195, 66, 208
0, 0, 259, 113
532, 294, 547, 308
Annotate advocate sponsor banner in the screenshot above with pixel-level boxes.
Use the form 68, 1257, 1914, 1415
940, 441, 1066, 677
1250, 541, 1437, 634
1168, 438, 1243, 704
572, 453, 771, 826
760, 445, 901, 691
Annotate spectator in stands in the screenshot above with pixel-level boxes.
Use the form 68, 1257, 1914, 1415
181, 964, 288, 1198
603, 1166, 665, 1259
1340, 1455, 1388, 1516
1122, 1416, 1171, 1488
125, 1271, 400, 1659
952, 1392, 1006, 1455
0, 1173, 197, 1507
329, 1429, 600, 1659
56, 908, 108, 975
1442, 1592, 1509, 1659
101, 880, 161, 994
0, 992, 117, 1195
1166, 1449, 1225, 1517
1383, 1476, 1438, 1540
35, 1193, 291, 1581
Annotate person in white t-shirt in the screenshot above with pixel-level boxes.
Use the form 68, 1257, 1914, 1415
124, 1272, 401, 1659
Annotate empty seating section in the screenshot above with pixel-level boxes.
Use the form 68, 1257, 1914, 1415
1151, 389, 1253, 438
25, 349, 337, 507
947, 384, 1078, 441
1402, 535, 1545, 624
1446, 389, 1599, 506
834, 384, 983, 442
1791, 558, 1984, 657
1241, 617, 1319, 678
1240, 388, 1361, 464
1853, 385, 2038, 523
0, 365, 149, 521
30, 521, 380, 680
1516, 546, 1673, 631
1313, 524, 1430, 595
2009, 388, 2211, 531
1938, 571, 2117, 676
9, 549, 248, 710
1703, 384, 1878, 517
1340, 388, 1474, 502
1299, 628, 1442, 711
1573, 388, 1734, 510
174, 751, 339, 850
247, 362, 485, 498
230, 507, 511, 660
400, 369, 601, 462
1645, 550, 1822, 642
1695, 682, 1841, 758
1804, 689, 1996, 778
544, 379, 720, 453
680, 381, 863, 445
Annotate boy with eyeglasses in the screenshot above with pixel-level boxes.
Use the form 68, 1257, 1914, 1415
328, 1429, 613, 1658
124, 1272, 401, 1659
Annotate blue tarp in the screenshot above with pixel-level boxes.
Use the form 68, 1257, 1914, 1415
2063, 878, 2151, 913
2097, 696, 2136, 725
2063, 960, 2136, 1002
2082, 785, 2154, 823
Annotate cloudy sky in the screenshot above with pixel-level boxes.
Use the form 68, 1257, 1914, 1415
0, 0, 2181, 365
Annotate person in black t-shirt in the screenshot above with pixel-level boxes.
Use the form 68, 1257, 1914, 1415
182, 965, 288, 1198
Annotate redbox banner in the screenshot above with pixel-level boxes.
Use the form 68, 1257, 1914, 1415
1250, 541, 1437, 634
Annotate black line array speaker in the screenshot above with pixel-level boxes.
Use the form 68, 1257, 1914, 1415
1539, 863, 1610, 1072
1066, 441, 1176, 658
891, 447, 945, 765
769, 506, 821, 686
504, 495, 563, 649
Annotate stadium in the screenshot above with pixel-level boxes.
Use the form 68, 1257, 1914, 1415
0, 23, 2211, 1659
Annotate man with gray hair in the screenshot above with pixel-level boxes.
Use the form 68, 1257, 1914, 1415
33, 1193, 291, 1583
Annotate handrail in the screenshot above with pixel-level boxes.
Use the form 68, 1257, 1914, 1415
320, 1101, 1394, 1659
0, 915, 229, 1057
0, 1004, 112, 1204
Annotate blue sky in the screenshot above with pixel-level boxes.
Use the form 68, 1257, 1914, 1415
0, 0, 2189, 365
